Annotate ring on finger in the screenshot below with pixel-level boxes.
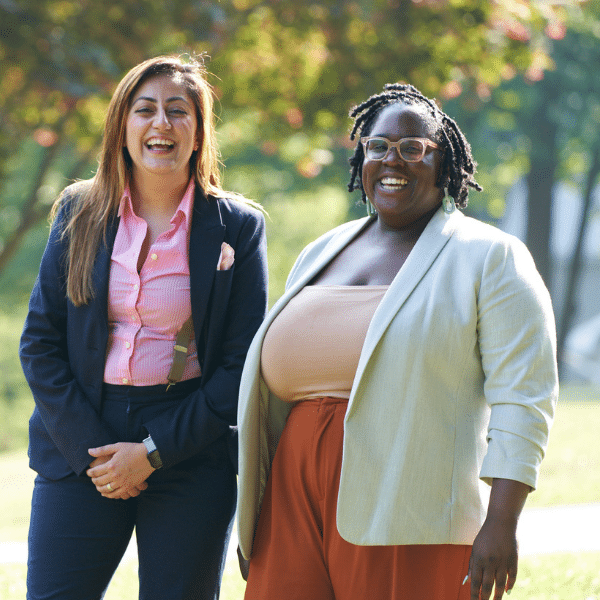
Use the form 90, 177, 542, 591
107, 482, 114, 492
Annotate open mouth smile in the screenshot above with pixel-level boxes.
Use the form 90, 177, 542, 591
379, 177, 409, 191
145, 137, 175, 151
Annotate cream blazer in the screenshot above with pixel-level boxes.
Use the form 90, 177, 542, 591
237, 207, 558, 559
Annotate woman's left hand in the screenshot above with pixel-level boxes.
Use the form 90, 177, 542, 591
466, 478, 531, 600
86, 443, 155, 500
467, 515, 518, 599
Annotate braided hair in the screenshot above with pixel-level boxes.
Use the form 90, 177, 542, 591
348, 83, 482, 208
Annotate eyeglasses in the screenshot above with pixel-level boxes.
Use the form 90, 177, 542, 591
360, 136, 440, 162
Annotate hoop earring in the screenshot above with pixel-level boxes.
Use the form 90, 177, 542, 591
366, 198, 377, 216
442, 195, 455, 214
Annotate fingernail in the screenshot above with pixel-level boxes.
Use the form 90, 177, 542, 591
506, 590, 512, 595
461, 575, 469, 585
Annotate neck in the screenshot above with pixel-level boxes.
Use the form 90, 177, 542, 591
129, 170, 190, 218
373, 202, 441, 243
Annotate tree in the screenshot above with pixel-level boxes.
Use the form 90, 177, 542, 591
0, 0, 222, 274
0, 0, 580, 295
442, 0, 600, 371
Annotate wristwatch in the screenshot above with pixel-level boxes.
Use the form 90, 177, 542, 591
143, 435, 163, 469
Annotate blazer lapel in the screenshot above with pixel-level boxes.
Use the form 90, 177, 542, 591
93, 214, 120, 334
284, 217, 374, 298
351, 208, 464, 396
243, 217, 373, 374
189, 191, 226, 339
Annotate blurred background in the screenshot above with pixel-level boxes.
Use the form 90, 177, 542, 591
1, 1, 599, 598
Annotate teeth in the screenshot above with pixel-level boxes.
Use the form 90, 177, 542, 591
380, 177, 408, 186
146, 138, 174, 148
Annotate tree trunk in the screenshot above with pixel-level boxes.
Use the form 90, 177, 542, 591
524, 116, 557, 290
0, 129, 93, 275
556, 147, 600, 366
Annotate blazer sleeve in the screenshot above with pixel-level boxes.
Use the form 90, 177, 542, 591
478, 235, 558, 489
143, 207, 268, 469
19, 202, 118, 476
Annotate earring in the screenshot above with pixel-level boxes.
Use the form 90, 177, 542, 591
442, 195, 455, 214
366, 198, 377, 216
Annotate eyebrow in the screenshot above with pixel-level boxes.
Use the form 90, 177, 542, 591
133, 96, 190, 104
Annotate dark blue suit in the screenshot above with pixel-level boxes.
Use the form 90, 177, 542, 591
20, 187, 268, 600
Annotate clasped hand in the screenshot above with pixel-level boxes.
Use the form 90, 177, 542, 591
86, 442, 155, 500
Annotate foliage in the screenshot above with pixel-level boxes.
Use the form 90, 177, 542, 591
210, 0, 556, 135
0, 308, 30, 452
0, 0, 581, 283
444, 0, 600, 217
447, 1, 600, 366
0, 0, 221, 271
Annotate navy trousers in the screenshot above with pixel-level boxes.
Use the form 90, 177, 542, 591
27, 379, 236, 600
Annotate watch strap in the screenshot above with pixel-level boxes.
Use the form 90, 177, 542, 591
143, 435, 163, 469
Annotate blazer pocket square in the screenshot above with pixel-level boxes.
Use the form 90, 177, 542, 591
217, 242, 235, 271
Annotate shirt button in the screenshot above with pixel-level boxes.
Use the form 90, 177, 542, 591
133, 284, 139, 290
125, 342, 131, 349
122, 378, 129, 384
151, 253, 158, 260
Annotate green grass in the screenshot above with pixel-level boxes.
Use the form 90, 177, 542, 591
1, 392, 600, 599
1, 552, 598, 599
2, 298, 599, 600
517, 552, 600, 599
528, 386, 600, 507
0, 307, 32, 453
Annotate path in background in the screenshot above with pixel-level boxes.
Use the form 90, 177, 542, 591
2, 502, 600, 564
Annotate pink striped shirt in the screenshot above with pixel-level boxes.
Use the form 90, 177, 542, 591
103, 179, 201, 386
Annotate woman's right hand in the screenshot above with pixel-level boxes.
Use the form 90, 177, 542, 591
467, 478, 530, 599
87, 458, 148, 499
87, 444, 151, 499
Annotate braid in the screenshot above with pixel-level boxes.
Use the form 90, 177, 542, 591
348, 83, 482, 208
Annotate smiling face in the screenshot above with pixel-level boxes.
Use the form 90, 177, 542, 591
361, 102, 444, 230
125, 74, 199, 182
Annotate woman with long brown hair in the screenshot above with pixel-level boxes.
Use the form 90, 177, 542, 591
20, 55, 268, 600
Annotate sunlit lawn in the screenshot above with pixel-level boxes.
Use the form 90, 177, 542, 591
1, 548, 599, 599
1, 386, 599, 599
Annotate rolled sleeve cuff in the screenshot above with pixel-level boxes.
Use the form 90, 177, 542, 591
479, 429, 544, 490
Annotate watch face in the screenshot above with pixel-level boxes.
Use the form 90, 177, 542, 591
148, 450, 163, 469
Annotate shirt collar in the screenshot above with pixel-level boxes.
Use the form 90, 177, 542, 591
175, 178, 196, 229
118, 178, 196, 228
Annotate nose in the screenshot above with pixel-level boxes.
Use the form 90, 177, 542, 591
152, 108, 171, 130
382, 145, 404, 164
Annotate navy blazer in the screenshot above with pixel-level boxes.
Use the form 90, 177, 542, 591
20, 187, 268, 480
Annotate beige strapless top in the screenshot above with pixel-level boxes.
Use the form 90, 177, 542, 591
260, 286, 388, 402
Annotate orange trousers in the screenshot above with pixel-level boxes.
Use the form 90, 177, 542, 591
244, 397, 472, 600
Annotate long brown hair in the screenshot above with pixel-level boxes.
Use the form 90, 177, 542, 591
54, 55, 254, 306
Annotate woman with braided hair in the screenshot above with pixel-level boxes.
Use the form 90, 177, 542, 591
236, 83, 557, 600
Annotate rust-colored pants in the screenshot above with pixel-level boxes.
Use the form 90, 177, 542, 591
244, 397, 472, 600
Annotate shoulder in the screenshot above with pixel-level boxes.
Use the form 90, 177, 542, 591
452, 212, 523, 246
211, 195, 266, 229
449, 212, 534, 263
51, 180, 92, 223
449, 212, 547, 294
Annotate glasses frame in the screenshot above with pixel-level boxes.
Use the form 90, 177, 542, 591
360, 136, 440, 162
